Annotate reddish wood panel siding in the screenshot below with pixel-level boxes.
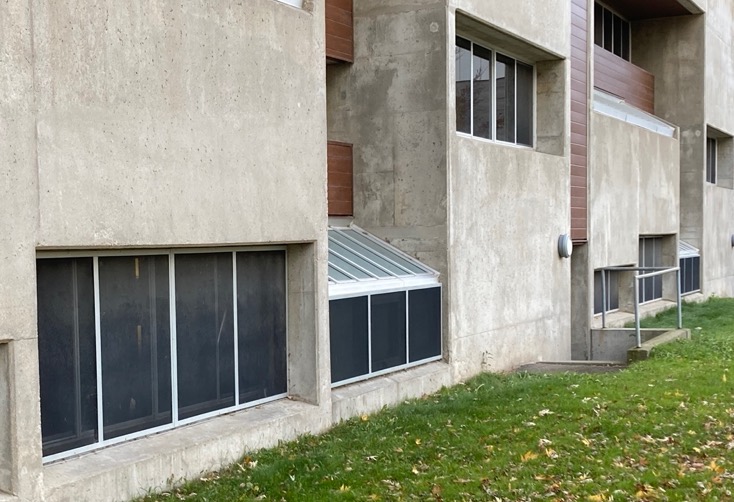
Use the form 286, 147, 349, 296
593, 46, 654, 114
326, 0, 353, 63
328, 141, 353, 216
570, 0, 588, 243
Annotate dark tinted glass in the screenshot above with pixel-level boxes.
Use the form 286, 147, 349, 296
594, 3, 603, 46
516, 62, 533, 146
691, 256, 700, 292
621, 21, 630, 60
99, 256, 171, 439
496, 53, 515, 143
455, 37, 472, 134
37, 258, 98, 456
371, 292, 406, 372
237, 251, 287, 403
329, 297, 369, 383
408, 287, 441, 362
707, 137, 717, 184
603, 9, 613, 51
175, 253, 235, 420
473, 44, 492, 139
612, 15, 623, 57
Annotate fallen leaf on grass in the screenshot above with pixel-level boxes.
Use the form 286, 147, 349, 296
521, 451, 538, 462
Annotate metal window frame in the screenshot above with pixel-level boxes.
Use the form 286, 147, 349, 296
39, 246, 289, 463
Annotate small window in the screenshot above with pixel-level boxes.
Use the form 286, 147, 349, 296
455, 36, 533, 146
639, 237, 663, 303
594, 269, 619, 314
594, 3, 631, 61
706, 137, 717, 184
679, 241, 700, 295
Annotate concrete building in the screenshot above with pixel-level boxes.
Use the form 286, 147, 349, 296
0, 0, 731, 500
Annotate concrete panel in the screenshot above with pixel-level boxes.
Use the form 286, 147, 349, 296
448, 138, 571, 377
450, 0, 569, 60
33, 0, 327, 248
589, 328, 667, 361
588, 112, 679, 269
704, 0, 734, 132
43, 400, 330, 502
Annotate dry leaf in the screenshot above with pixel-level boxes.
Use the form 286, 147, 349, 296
520, 451, 538, 462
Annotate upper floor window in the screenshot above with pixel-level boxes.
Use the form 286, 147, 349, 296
706, 137, 717, 184
455, 36, 533, 147
594, 3, 630, 61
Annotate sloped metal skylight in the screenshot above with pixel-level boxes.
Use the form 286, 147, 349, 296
328, 226, 439, 298
679, 240, 700, 259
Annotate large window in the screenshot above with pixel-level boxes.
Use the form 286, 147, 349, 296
330, 286, 442, 386
679, 241, 701, 295
638, 237, 663, 303
37, 249, 287, 460
594, 3, 630, 61
455, 36, 533, 146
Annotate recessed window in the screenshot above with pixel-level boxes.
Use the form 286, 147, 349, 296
707, 137, 717, 184
37, 250, 287, 460
593, 269, 619, 314
638, 237, 663, 303
455, 36, 534, 146
594, 3, 630, 61
679, 241, 700, 295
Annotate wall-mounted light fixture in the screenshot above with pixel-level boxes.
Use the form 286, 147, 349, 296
558, 234, 573, 258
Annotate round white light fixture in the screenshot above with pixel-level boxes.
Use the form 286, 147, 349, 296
558, 234, 573, 258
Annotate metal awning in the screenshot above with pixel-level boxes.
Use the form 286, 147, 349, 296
593, 89, 676, 138
328, 226, 439, 298
679, 240, 700, 259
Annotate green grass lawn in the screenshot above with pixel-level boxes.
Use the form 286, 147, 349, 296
141, 299, 734, 501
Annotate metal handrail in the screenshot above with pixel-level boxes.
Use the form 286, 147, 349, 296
598, 265, 682, 347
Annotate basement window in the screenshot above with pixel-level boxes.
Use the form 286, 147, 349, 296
328, 227, 442, 386
37, 249, 287, 461
679, 241, 700, 295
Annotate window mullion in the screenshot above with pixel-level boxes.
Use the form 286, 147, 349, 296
169, 252, 179, 425
93, 256, 104, 444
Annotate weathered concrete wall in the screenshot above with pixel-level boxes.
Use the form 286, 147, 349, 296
1, 1, 330, 501
34, 0, 326, 248
327, 0, 449, 276
0, 1, 43, 499
448, 138, 572, 377
634, 16, 705, 249
588, 113, 680, 270
702, 0, 734, 296
451, 0, 568, 59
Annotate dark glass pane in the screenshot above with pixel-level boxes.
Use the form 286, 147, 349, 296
37, 258, 98, 456
707, 138, 717, 184
621, 21, 630, 60
652, 239, 662, 300
603, 9, 613, 51
681, 257, 691, 294
371, 292, 407, 372
175, 253, 235, 420
99, 256, 171, 439
329, 297, 369, 383
609, 271, 619, 311
692, 256, 700, 291
455, 37, 472, 134
612, 14, 623, 57
496, 53, 515, 143
594, 3, 603, 46
408, 287, 441, 362
237, 251, 287, 403
593, 271, 602, 314
516, 62, 533, 146
473, 44, 492, 139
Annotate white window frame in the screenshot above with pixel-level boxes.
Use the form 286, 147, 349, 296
455, 35, 535, 148
38, 246, 289, 463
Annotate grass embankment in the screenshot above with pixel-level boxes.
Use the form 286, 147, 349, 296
142, 299, 734, 501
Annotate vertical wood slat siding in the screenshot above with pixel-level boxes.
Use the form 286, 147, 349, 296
328, 141, 353, 216
570, 0, 588, 243
593, 46, 655, 114
326, 0, 353, 63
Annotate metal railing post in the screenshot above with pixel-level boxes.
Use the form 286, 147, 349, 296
634, 276, 641, 348
676, 268, 683, 329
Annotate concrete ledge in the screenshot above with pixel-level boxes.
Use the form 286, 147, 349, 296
627, 328, 690, 362
0, 492, 18, 502
43, 399, 329, 502
331, 362, 451, 424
